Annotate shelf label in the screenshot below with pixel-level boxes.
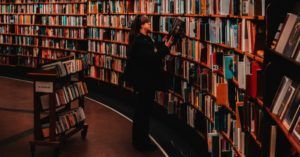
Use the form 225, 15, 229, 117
35, 81, 53, 93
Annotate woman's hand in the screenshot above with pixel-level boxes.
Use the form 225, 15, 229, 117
164, 35, 173, 48
165, 41, 171, 48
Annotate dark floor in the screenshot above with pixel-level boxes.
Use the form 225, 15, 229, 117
0, 76, 164, 157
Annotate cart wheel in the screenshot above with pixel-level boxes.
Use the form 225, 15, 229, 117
81, 129, 87, 139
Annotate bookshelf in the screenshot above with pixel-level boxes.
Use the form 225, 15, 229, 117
0, 0, 39, 68
85, 1, 267, 156
28, 56, 88, 157
263, 0, 300, 156
4, 1, 296, 157
0, 0, 88, 68
86, 0, 129, 86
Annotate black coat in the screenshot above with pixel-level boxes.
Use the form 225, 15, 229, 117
123, 33, 170, 91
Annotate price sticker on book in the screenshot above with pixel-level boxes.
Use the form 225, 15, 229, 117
35, 81, 53, 93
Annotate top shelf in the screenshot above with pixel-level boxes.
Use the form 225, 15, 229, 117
0, 1, 86, 4
86, 12, 265, 20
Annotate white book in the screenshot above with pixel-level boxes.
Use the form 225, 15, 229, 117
241, 19, 247, 52
240, 131, 245, 156
220, 0, 230, 15
269, 125, 277, 157
278, 85, 296, 119
40, 94, 50, 110
79, 107, 86, 121
248, 0, 254, 16
275, 13, 298, 54
242, 0, 249, 15
271, 76, 292, 115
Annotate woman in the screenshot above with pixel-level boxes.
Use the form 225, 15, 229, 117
123, 15, 171, 151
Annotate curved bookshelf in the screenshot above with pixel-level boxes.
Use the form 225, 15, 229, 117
265, 107, 300, 153
220, 131, 243, 157
0, 0, 269, 156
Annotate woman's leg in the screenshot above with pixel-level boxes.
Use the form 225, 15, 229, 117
132, 90, 154, 146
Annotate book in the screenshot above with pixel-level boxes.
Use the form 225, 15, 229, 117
249, 61, 262, 98
289, 106, 300, 132
165, 17, 185, 46
282, 87, 300, 130
294, 43, 300, 62
275, 13, 299, 55
238, 56, 251, 89
41, 61, 67, 77
216, 83, 229, 106
223, 55, 235, 80
292, 116, 300, 141
40, 94, 50, 110
282, 16, 300, 58
270, 76, 292, 114
277, 83, 296, 119
271, 23, 284, 49
269, 125, 277, 157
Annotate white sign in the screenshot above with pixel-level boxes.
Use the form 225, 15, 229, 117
35, 81, 53, 93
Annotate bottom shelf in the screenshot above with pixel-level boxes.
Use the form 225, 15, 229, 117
41, 123, 88, 141
30, 123, 88, 156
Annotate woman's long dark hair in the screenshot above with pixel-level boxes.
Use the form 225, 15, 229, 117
127, 15, 145, 57
129, 15, 142, 45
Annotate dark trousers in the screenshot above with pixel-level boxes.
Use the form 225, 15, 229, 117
132, 90, 155, 145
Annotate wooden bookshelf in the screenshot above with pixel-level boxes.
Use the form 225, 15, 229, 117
0, 13, 86, 16
1, 1, 87, 5
87, 38, 128, 45
0, 23, 84, 28
86, 25, 130, 31
265, 107, 300, 153
180, 100, 215, 124
0, 33, 85, 41
249, 131, 262, 148
28, 57, 89, 156
0, 43, 38, 48
263, 1, 300, 156
85, 75, 119, 86
0, 54, 16, 57
0, 33, 37, 37
88, 52, 127, 60
168, 89, 184, 100
1, 1, 268, 156
219, 104, 236, 115
38, 46, 87, 54
220, 131, 243, 157
38, 35, 86, 41
152, 31, 264, 64
92, 65, 123, 74
86, 12, 264, 21
270, 49, 300, 68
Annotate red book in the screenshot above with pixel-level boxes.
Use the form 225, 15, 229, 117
250, 61, 262, 98
246, 74, 254, 98
216, 83, 229, 106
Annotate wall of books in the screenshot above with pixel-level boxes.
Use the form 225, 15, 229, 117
0, 0, 87, 68
1, 0, 300, 157
263, 0, 300, 157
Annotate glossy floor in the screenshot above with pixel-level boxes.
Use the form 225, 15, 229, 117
0, 77, 164, 157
